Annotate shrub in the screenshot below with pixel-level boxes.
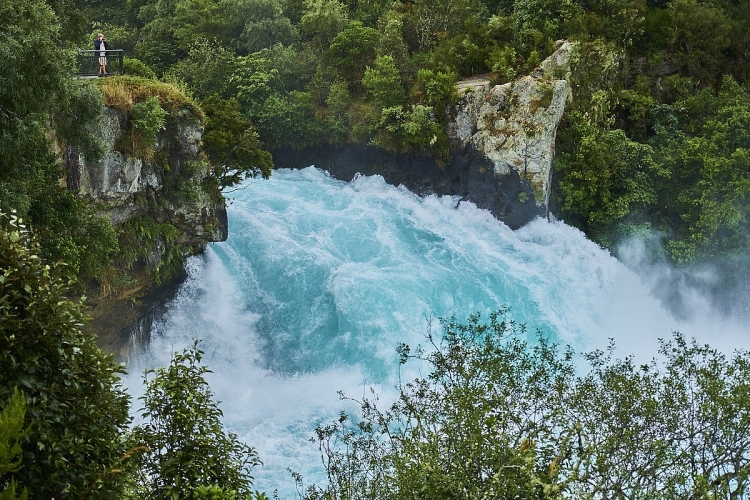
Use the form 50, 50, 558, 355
0, 212, 131, 499
304, 310, 750, 499
131, 96, 167, 160
123, 58, 157, 80
128, 342, 262, 499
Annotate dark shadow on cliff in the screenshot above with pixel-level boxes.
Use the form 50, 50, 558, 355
90, 268, 187, 361
273, 143, 545, 230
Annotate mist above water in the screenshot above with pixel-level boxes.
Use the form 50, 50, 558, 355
617, 235, 750, 329
125, 167, 749, 498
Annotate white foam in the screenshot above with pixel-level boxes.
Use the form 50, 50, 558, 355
127, 167, 750, 498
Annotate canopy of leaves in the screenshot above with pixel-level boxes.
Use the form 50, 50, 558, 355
0, 213, 131, 499
362, 55, 406, 109
0, 0, 119, 286
556, 111, 665, 246
128, 342, 262, 499
201, 95, 274, 188
302, 311, 750, 500
74, 0, 750, 264
650, 76, 750, 262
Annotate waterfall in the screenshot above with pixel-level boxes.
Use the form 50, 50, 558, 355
124, 167, 749, 498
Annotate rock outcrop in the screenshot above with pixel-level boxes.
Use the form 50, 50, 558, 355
274, 41, 574, 229
448, 40, 573, 210
65, 89, 227, 357
67, 106, 227, 250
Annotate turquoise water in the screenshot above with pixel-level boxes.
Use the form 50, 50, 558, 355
126, 167, 747, 497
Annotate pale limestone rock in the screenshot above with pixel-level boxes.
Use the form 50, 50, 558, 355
448, 40, 574, 208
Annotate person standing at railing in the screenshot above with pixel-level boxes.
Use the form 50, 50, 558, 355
94, 33, 109, 76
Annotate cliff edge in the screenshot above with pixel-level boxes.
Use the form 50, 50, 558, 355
274, 41, 574, 229
448, 40, 573, 216
64, 78, 227, 357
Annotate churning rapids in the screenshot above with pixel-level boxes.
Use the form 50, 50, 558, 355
124, 167, 749, 498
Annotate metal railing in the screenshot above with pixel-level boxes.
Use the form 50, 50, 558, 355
77, 50, 124, 77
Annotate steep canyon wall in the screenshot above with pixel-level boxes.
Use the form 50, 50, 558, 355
65, 94, 226, 357
275, 41, 574, 229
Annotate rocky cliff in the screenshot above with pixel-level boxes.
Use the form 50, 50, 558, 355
274, 41, 574, 229
448, 40, 573, 212
65, 80, 227, 357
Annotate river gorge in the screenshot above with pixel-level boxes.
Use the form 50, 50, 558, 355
123, 166, 749, 498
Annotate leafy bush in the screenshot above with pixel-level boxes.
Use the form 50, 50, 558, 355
362, 55, 405, 109
0, 212, 131, 499
303, 310, 750, 499
123, 58, 157, 79
128, 342, 262, 499
415, 69, 458, 115
201, 95, 274, 188
131, 96, 167, 160
116, 216, 184, 281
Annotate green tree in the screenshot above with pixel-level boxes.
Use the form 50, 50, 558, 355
375, 12, 412, 83
512, 0, 580, 55
651, 76, 750, 262
666, 0, 731, 81
302, 311, 750, 500
0, 0, 80, 205
166, 40, 238, 100
362, 55, 406, 109
261, 43, 316, 93
299, 0, 349, 53
232, 0, 298, 53
172, 0, 235, 51
324, 80, 353, 144
568, 334, 750, 498
302, 311, 567, 500
327, 21, 380, 92
253, 91, 322, 147
133, 0, 183, 73
231, 53, 281, 118
201, 95, 274, 188
129, 342, 262, 499
0, 0, 118, 286
0, 212, 131, 499
404, 0, 476, 51
556, 112, 664, 247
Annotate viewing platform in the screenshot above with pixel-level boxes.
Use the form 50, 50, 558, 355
76, 50, 124, 78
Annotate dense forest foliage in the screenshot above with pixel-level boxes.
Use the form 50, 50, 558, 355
303, 311, 750, 500
0, 0, 271, 293
82, 0, 750, 263
3, 0, 749, 286
0, 0, 118, 287
0, 214, 264, 499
